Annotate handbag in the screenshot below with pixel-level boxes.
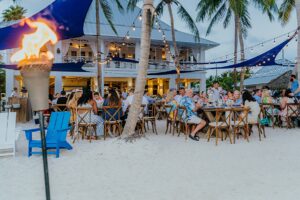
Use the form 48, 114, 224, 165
260, 117, 269, 126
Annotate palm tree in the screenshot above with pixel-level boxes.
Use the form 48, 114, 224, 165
95, 0, 123, 95
196, 0, 276, 90
154, 0, 200, 90
279, 0, 300, 81
2, 5, 26, 22
122, 0, 154, 139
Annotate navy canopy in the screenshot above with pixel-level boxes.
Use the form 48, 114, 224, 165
0, 0, 93, 50
206, 36, 294, 70
148, 69, 203, 76
0, 62, 88, 72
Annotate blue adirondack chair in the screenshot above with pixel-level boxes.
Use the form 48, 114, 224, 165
24, 112, 72, 158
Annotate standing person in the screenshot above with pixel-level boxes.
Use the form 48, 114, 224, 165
52, 93, 60, 105
94, 92, 104, 108
77, 90, 104, 138
290, 74, 300, 100
180, 89, 206, 141
253, 89, 262, 103
174, 87, 185, 104
211, 81, 221, 102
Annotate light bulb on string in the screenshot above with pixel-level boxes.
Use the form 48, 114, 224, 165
126, 33, 130, 40
132, 23, 136, 31
288, 33, 290, 38
139, 14, 142, 21
122, 42, 126, 46
155, 20, 158, 26
273, 39, 276, 44
158, 27, 161, 32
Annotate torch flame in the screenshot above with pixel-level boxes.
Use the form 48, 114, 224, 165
11, 20, 58, 63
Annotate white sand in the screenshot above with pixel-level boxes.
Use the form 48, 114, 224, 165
1, 120, 300, 200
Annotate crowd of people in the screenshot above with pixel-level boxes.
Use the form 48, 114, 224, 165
46, 74, 300, 141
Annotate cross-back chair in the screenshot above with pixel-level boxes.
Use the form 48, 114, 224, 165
74, 107, 97, 143
102, 106, 123, 139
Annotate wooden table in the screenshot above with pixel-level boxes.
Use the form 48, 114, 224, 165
8, 97, 33, 123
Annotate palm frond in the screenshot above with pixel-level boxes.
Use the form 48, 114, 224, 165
100, 0, 118, 35
155, 1, 166, 17
196, 0, 224, 22
113, 0, 124, 13
127, 0, 142, 11
278, 0, 295, 24
205, 2, 227, 35
223, 8, 232, 28
176, 1, 200, 41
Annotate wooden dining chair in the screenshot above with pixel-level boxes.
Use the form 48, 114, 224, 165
102, 106, 122, 140
207, 108, 233, 145
164, 104, 176, 135
74, 107, 97, 143
143, 103, 158, 134
176, 106, 189, 140
52, 104, 68, 112
286, 103, 299, 129
231, 107, 250, 143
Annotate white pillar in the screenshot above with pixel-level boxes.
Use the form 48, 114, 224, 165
169, 77, 176, 89
200, 79, 206, 93
54, 41, 63, 63
135, 42, 141, 61
100, 39, 106, 96
5, 69, 14, 98
54, 75, 63, 94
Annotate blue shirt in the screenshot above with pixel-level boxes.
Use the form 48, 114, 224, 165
253, 95, 262, 103
291, 80, 300, 97
233, 98, 242, 106
180, 96, 197, 119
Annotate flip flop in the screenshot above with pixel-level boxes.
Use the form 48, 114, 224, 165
189, 134, 199, 141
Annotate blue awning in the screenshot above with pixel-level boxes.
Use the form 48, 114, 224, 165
0, 0, 93, 50
0, 62, 88, 72
148, 69, 203, 76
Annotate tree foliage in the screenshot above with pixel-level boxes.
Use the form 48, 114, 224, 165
206, 69, 251, 92
2, 5, 26, 22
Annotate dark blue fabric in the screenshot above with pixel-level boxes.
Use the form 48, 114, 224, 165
206, 38, 292, 70
180, 60, 228, 65
0, 0, 93, 50
0, 62, 88, 72
148, 69, 203, 76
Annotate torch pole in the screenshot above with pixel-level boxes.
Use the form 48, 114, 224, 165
38, 111, 51, 200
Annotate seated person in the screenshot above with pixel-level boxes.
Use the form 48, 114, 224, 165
279, 89, 297, 124
165, 89, 178, 120
77, 90, 104, 138
180, 89, 206, 141
94, 92, 104, 108
122, 88, 148, 114
253, 89, 262, 103
233, 90, 242, 106
56, 90, 68, 110
242, 90, 260, 124
103, 89, 123, 121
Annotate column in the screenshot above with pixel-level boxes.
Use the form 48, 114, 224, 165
169, 77, 176, 89
100, 39, 106, 96
54, 75, 63, 94
135, 42, 141, 61
5, 69, 14, 98
200, 79, 206, 93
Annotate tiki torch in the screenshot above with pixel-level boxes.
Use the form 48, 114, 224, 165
11, 20, 58, 200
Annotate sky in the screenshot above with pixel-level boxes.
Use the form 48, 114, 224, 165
0, 0, 298, 69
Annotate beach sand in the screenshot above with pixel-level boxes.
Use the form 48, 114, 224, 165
1, 120, 300, 200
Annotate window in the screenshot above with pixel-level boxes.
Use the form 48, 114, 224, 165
81, 51, 86, 57
71, 51, 77, 57
88, 52, 93, 58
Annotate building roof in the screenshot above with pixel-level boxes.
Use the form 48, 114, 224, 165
83, 0, 218, 49
243, 59, 295, 87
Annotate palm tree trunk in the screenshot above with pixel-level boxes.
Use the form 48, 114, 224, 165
238, 18, 245, 92
167, 3, 180, 90
96, 0, 103, 95
233, 14, 239, 89
122, 0, 153, 137
296, 0, 300, 82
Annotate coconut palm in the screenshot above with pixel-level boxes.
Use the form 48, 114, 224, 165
279, 0, 300, 81
2, 5, 26, 22
95, 0, 123, 95
128, 0, 200, 90
196, 0, 276, 90
122, 0, 154, 138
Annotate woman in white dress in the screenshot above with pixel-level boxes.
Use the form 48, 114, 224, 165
242, 90, 261, 124
77, 90, 104, 138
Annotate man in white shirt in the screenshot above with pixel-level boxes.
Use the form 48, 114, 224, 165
10, 87, 19, 97
122, 89, 149, 113
211, 81, 221, 102
174, 87, 185, 104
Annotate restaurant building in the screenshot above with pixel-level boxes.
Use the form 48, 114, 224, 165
1, 0, 218, 97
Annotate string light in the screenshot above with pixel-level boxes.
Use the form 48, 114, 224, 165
138, 14, 142, 21
273, 39, 276, 43
132, 23, 136, 31
126, 33, 130, 40
158, 27, 161, 32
